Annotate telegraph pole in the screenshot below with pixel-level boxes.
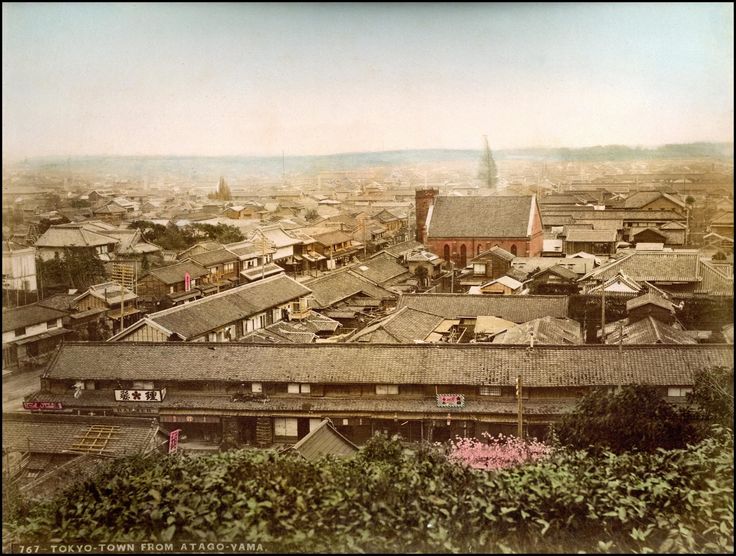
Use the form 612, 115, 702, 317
600, 285, 606, 344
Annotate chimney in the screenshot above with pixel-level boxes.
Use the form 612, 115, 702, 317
415, 188, 438, 243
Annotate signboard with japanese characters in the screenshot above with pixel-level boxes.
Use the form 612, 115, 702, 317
168, 429, 181, 454
114, 388, 167, 402
23, 401, 64, 410
436, 394, 465, 408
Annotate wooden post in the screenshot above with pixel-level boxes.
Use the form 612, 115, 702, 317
600, 286, 606, 344
516, 375, 523, 440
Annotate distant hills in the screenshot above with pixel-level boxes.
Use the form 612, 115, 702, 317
8, 142, 733, 180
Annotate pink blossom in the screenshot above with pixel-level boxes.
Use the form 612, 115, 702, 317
447, 433, 553, 471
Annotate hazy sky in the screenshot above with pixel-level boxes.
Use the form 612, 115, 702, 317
2, 2, 733, 159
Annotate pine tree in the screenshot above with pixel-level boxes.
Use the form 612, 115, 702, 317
478, 135, 498, 189
217, 177, 232, 201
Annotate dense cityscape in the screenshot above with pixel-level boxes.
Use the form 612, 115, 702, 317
2, 3, 733, 554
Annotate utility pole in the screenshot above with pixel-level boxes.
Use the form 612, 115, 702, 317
450, 260, 454, 293
600, 285, 606, 344
516, 375, 523, 440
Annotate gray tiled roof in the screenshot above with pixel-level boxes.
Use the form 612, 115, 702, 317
2, 413, 158, 455
291, 420, 358, 460
384, 240, 424, 257
305, 270, 396, 308
43, 342, 733, 387
187, 248, 240, 267
428, 196, 534, 238
2, 304, 68, 332
580, 252, 704, 283
626, 292, 674, 313
27, 390, 576, 416
492, 317, 583, 345
605, 317, 697, 345
142, 274, 311, 339
398, 294, 569, 323
148, 261, 210, 285
351, 252, 411, 285
350, 307, 445, 343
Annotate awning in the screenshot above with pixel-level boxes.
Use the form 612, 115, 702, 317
240, 263, 284, 282
13, 327, 72, 346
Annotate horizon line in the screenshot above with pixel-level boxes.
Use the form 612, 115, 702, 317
4, 140, 734, 164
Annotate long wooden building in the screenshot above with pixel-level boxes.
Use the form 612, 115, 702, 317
26, 342, 733, 448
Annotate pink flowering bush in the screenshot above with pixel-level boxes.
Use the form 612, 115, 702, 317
448, 433, 553, 470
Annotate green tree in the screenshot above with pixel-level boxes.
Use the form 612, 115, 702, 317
554, 385, 696, 453
304, 209, 320, 222
478, 135, 498, 189
687, 366, 734, 430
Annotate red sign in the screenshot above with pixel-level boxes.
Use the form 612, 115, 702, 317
436, 394, 465, 408
168, 429, 181, 454
184, 272, 191, 292
23, 401, 63, 410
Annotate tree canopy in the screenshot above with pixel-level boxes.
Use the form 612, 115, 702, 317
554, 385, 696, 453
478, 135, 498, 189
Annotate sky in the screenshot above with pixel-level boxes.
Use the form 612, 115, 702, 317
2, 2, 734, 159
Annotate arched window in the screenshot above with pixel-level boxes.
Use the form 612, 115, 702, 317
510, 244, 518, 256
460, 244, 467, 267
443, 244, 450, 262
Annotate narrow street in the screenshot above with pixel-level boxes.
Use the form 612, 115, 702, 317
2, 367, 45, 413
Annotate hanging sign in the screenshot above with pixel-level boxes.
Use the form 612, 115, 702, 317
436, 394, 465, 408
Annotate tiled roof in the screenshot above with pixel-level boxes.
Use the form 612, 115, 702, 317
626, 292, 675, 313
623, 192, 680, 209
27, 390, 575, 416
290, 420, 358, 460
541, 208, 684, 222
565, 229, 617, 242
511, 257, 593, 276
428, 196, 534, 238
604, 317, 697, 345
305, 270, 396, 308
34, 225, 119, 248
43, 342, 733, 387
312, 230, 353, 246
470, 246, 515, 263
2, 304, 68, 332
580, 252, 707, 283
492, 317, 583, 345
351, 252, 411, 285
2, 413, 158, 455
383, 240, 424, 257
533, 265, 579, 282
148, 261, 209, 285
398, 294, 568, 323
123, 274, 311, 339
350, 307, 446, 343
187, 248, 240, 267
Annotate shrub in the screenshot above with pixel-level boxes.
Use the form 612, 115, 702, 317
448, 433, 553, 470
4, 432, 733, 553
554, 385, 697, 453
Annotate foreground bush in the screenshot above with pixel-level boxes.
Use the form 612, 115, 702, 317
4, 430, 733, 553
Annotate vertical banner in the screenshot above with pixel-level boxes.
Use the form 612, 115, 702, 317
184, 272, 191, 292
168, 429, 181, 454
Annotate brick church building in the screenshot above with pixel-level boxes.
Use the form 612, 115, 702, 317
416, 189, 544, 267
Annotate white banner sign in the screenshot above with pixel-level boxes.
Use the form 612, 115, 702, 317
114, 388, 167, 402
